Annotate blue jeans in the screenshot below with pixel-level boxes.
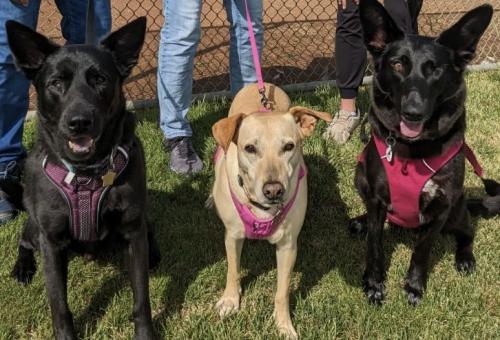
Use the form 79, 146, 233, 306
0, 0, 111, 164
157, 0, 264, 139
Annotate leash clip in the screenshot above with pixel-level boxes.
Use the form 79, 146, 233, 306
259, 88, 273, 111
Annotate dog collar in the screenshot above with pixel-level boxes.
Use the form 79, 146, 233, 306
42, 146, 129, 241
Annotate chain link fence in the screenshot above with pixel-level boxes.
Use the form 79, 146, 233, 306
35, 0, 500, 104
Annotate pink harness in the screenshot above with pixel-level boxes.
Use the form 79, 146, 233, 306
214, 147, 306, 239
360, 133, 483, 228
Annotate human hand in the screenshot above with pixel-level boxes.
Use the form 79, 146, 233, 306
338, 0, 359, 10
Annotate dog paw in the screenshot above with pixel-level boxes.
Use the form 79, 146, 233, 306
134, 324, 155, 340
348, 217, 367, 237
11, 257, 36, 285
215, 294, 240, 318
456, 252, 476, 274
363, 277, 385, 305
404, 284, 423, 306
273, 312, 298, 340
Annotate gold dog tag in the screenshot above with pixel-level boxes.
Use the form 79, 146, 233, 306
101, 170, 116, 187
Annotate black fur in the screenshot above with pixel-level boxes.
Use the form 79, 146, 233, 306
353, 0, 493, 305
6, 17, 160, 339
467, 179, 500, 217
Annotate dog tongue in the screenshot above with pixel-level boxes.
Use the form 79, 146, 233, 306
68, 137, 93, 154
400, 121, 423, 138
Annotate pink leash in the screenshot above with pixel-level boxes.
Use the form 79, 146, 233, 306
244, 0, 271, 111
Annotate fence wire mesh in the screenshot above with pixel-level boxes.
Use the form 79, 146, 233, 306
35, 0, 500, 104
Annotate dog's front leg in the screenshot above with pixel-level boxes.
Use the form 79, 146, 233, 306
126, 227, 154, 340
404, 213, 449, 305
40, 237, 75, 340
273, 238, 298, 340
216, 234, 244, 317
363, 198, 388, 305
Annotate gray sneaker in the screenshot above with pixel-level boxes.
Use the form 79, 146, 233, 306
164, 137, 203, 175
322, 109, 361, 144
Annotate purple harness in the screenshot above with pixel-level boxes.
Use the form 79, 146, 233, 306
42, 146, 129, 242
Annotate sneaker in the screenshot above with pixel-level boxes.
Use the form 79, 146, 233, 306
322, 109, 361, 144
164, 137, 203, 175
0, 160, 23, 225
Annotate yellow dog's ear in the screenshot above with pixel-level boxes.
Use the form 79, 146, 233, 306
212, 113, 246, 152
289, 106, 332, 137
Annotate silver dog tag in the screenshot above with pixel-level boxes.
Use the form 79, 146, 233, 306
385, 145, 393, 163
64, 172, 75, 185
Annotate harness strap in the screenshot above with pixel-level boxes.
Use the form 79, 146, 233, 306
229, 165, 306, 239
464, 143, 484, 178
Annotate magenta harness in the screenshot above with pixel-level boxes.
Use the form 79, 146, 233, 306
214, 147, 306, 239
42, 146, 129, 241
360, 133, 483, 228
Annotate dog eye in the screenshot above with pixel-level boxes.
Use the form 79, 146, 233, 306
48, 79, 63, 91
244, 144, 257, 154
94, 75, 107, 85
391, 61, 404, 72
423, 61, 441, 77
283, 142, 295, 152
90, 74, 107, 86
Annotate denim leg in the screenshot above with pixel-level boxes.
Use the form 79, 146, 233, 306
157, 0, 202, 139
55, 0, 111, 44
0, 0, 41, 164
224, 0, 264, 96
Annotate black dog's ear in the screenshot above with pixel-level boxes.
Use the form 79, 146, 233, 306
100, 17, 147, 79
437, 4, 493, 67
359, 0, 404, 57
6, 20, 59, 80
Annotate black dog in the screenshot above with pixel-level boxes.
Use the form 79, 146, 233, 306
6, 17, 160, 339
351, 0, 493, 305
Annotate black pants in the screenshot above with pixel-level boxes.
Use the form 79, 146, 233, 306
335, 0, 423, 99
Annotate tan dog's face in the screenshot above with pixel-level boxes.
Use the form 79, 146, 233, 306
213, 106, 332, 208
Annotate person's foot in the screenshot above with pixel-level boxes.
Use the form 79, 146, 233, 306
0, 160, 23, 225
322, 109, 361, 144
164, 137, 203, 175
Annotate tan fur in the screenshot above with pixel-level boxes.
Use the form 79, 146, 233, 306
212, 83, 331, 339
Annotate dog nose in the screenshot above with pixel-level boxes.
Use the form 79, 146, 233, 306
401, 91, 425, 120
68, 116, 92, 133
263, 181, 284, 200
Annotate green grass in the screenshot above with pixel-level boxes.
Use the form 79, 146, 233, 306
1, 71, 499, 339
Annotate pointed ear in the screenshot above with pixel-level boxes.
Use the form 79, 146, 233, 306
437, 5, 493, 67
6, 20, 60, 80
289, 106, 332, 138
100, 17, 147, 79
359, 0, 404, 57
212, 113, 246, 152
